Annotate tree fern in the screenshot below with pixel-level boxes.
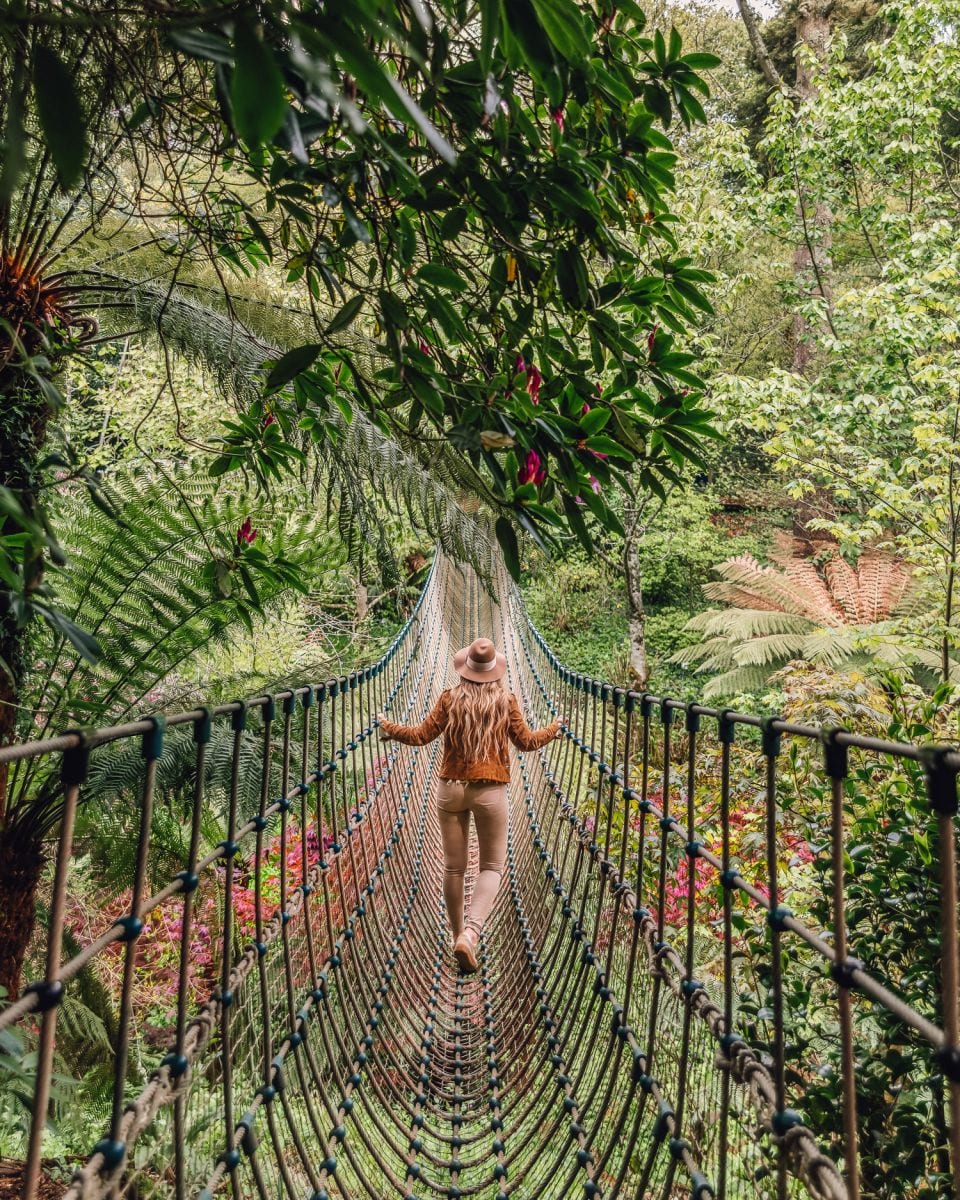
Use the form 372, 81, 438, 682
31, 467, 342, 729
82, 273, 498, 580
4, 463, 339, 831
673, 534, 954, 697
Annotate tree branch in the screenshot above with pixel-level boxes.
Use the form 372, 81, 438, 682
736, 0, 784, 92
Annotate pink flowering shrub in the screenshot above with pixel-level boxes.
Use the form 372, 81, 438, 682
592, 762, 814, 942
64, 817, 362, 1042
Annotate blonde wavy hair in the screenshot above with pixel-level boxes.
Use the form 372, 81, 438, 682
445, 678, 511, 762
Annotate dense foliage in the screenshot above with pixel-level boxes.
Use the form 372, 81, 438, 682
2, 2, 960, 1195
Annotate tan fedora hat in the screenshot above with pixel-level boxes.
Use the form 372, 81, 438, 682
453, 637, 507, 684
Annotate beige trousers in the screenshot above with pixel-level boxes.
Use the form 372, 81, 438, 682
436, 779, 508, 939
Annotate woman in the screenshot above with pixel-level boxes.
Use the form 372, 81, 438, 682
378, 637, 560, 974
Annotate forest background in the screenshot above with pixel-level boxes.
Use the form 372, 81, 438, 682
1, 0, 959, 1190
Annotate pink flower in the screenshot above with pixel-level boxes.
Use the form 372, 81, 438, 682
647, 324, 659, 353
418, 338, 432, 356
526, 363, 542, 404
551, 108, 564, 134
580, 402, 591, 416
588, 475, 601, 494
518, 449, 547, 487
513, 355, 542, 403
262, 413, 276, 430
236, 517, 258, 545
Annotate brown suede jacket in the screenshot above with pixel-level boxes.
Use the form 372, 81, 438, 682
379, 690, 560, 784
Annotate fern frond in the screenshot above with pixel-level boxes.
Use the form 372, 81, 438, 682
677, 533, 932, 696
29, 465, 345, 738
823, 553, 861, 623
730, 634, 810, 668
83, 274, 498, 579
701, 665, 772, 700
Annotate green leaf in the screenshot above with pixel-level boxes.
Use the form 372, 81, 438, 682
379, 289, 410, 330
168, 28, 234, 63
529, 0, 592, 60
584, 434, 631, 460
208, 455, 236, 477
495, 516, 521, 580
681, 53, 722, 70
36, 605, 101, 664
32, 47, 86, 190
440, 208, 468, 241
555, 244, 589, 309
561, 492, 593, 553
326, 294, 365, 335
580, 408, 610, 435
231, 22, 286, 147
415, 264, 469, 293
644, 82, 671, 127
333, 26, 457, 164
0, 60, 26, 202
480, 0, 500, 69
266, 344, 322, 390
238, 565, 262, 609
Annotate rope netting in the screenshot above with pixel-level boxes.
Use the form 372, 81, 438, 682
2, 555, 960, 1200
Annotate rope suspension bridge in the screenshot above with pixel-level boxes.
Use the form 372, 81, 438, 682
2, 555, 960, 1200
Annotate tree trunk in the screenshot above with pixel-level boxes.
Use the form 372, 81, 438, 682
0, 379, 55, 993
0, 827, 45, 998
791, 1, 833, 374
623, 527, 649, 688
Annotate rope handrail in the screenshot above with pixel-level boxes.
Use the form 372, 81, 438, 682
514, 586, 960, 1197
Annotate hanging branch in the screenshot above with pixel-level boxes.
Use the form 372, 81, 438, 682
735, 0, 788, 93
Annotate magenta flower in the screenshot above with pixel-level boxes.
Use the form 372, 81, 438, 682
262, 413, 276, 430
647, 324, 659, 353
518, 449, 547, 487
513, 354, 542, 404
236, 517, 258, 545
418, 338, 432, 356
551, 108, 565, 134
526, 363, 542, 404
588, 474, 602, 494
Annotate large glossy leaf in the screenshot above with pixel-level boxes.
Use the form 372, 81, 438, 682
266, 344, 322, 390
529, 0, 591, 60
32, 47, 86, 189
231, 22, 286, 147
